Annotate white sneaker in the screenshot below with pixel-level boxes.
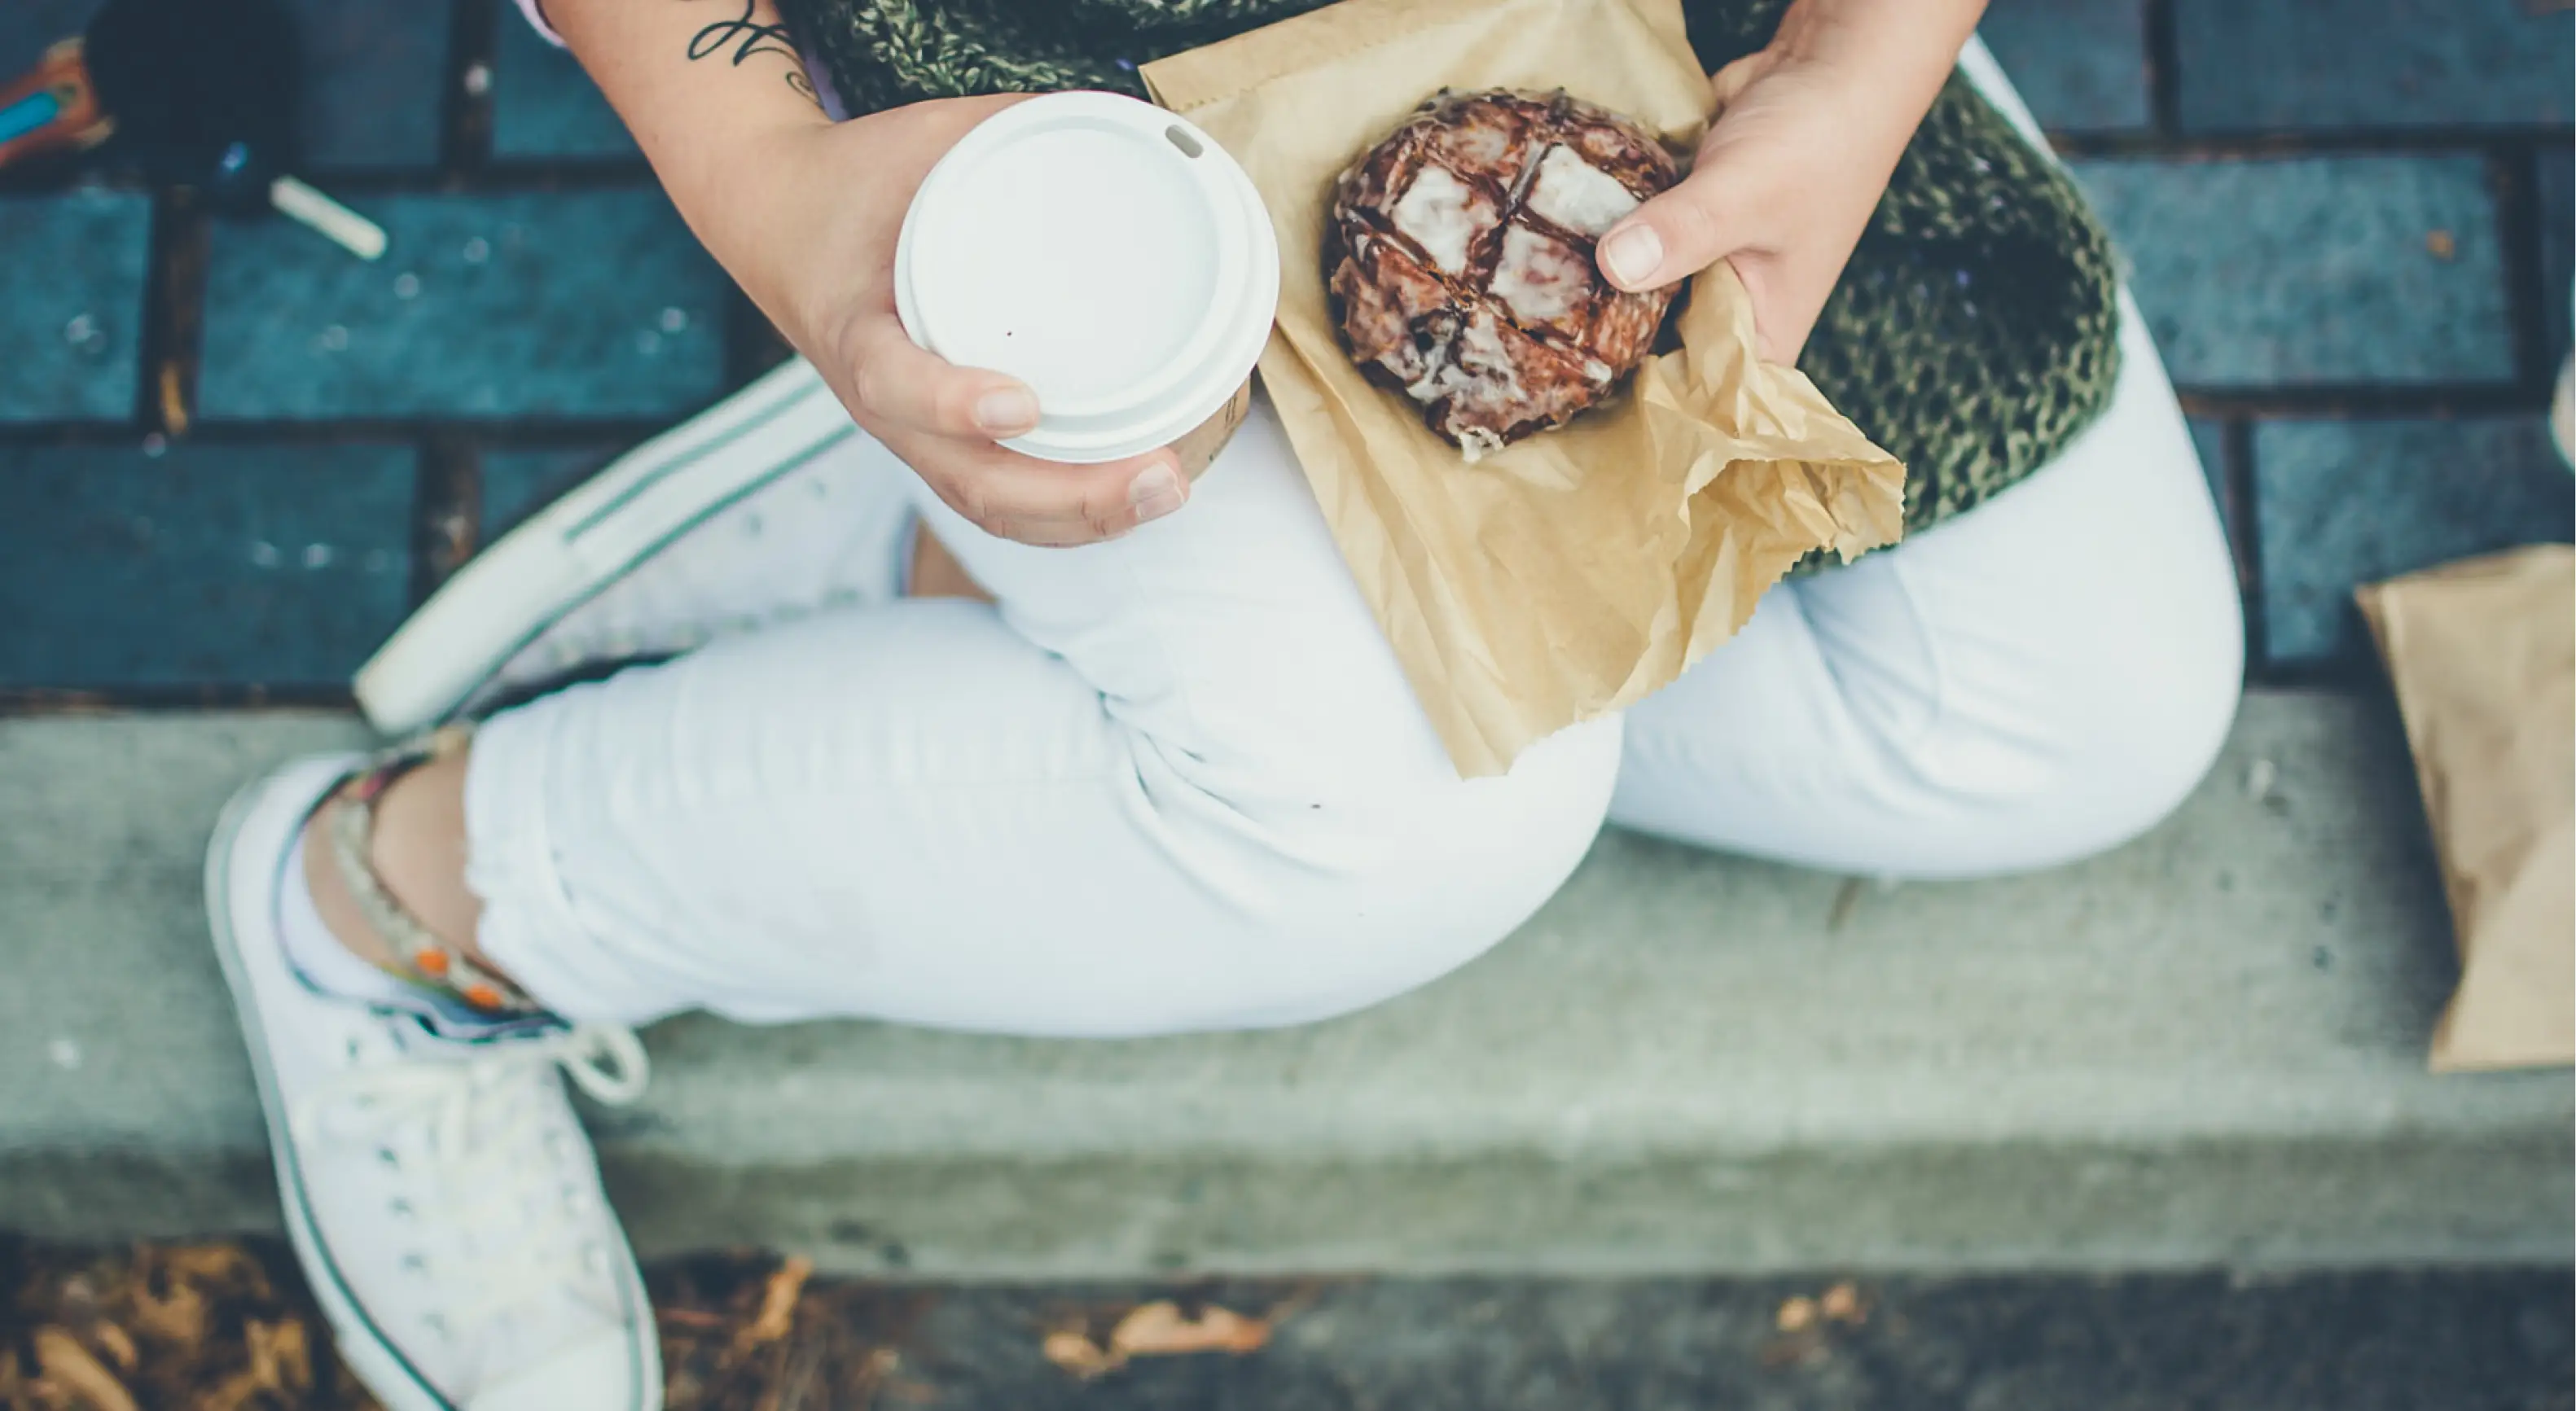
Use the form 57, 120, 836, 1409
207, 756, 662, 1411
358, 357, 919, 734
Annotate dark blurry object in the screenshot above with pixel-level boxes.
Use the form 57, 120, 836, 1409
0, 0, 384, 257
85, 0, 300, 204
0, 39, 112, 168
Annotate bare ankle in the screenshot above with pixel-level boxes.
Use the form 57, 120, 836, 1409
302, 749, 524, 994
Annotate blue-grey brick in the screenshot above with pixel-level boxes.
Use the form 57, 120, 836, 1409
199, 191, 727, 420
2074, 157, 2513, 388
481, 447, 617, 538
2540, 152, 2571, 369
2253, 418, 2574, 665
0, 191, 151, 424
0, 442, 416, 688
2188, 415, 2231, 520
1977, 0, 2148, 134
0, 0, 101, 72
2188, 417, 2224, 490
287, 0, 452, 171
2176, 0, 2574, 134
491, 7, 635, 160
2188, 416, 2256, 607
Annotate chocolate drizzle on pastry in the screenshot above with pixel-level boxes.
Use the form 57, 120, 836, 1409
1326, 89, 1682, 458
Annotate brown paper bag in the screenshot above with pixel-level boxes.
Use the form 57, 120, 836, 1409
1143, 0, 1906, 778
2356, 544, 2575, 1073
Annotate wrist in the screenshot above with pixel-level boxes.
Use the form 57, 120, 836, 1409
1765, 0, 1977, 138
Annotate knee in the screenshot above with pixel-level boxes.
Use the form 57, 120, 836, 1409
1203, 715, 1625, 1029
2115, 638, 2241, 837
1855, 575, 2243, 880
2023, 585, 2245, 865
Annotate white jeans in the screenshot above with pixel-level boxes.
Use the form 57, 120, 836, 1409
462, 45, 2243, 1034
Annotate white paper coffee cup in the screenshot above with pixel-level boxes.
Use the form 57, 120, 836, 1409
893, 91, 1279, 473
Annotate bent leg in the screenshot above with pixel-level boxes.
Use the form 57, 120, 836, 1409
467, 400, 1622, 1033
1609, 283, 2243, 877
1605, 36, 2244, 878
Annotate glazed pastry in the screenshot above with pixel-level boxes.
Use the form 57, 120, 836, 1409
1327, 89, 1683, 458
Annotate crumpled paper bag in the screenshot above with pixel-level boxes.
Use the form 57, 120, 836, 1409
2356, 544, 2574, 1072
1144, 0, 1906, 777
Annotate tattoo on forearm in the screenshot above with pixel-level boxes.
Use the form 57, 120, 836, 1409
687, 0, 820, 104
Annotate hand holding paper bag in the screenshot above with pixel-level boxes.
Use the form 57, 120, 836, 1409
1146, 0, 1906, 778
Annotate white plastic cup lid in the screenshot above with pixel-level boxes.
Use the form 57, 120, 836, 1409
893, 91, 1280, 465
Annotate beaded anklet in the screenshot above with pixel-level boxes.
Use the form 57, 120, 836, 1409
327, 725, 542, 1015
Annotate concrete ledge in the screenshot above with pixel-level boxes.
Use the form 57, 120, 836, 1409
1, 695, 2567, 1274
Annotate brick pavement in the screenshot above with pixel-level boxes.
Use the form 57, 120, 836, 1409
0, 0, 2569, 695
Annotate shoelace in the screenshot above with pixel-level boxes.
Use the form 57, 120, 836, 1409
291, 1023, 651, 1344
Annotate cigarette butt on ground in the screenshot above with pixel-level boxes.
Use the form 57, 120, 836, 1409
269, 175, 387, 261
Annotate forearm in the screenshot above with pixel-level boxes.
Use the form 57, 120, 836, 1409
541, 0, 834, 318
1767, 0, 1985, 156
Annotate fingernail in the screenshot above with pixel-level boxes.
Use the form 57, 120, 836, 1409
975, 388, 1038, 436
1600, 224, 1662, 288
1128, 462, 1184, 524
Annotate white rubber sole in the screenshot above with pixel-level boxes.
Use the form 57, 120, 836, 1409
355, 358, 860, 737
206, 770, 460, 1411
204, 772, 661, 1411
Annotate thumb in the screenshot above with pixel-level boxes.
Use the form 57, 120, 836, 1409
1596, 159, 1751, 294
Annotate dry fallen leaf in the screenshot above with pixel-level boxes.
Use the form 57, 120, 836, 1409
129, 1277, 209, 1347
1775, 1296, 1819, 1333
739, 1255, 814, 1349
191, 1317, 312, 1411
1112, 1300, 1271, 1358
90, 1323, 138, 1373
252, 1318, 314, 1391
55, 1274, 102, 1317
1820, 1282, 1867, 1324
198, 1370, 271, 1411
34, 1326, 139, 1411
1042, 1328, 1120, 1379
1043, 1300, 1275, 1379
163, 1243, 263, 1287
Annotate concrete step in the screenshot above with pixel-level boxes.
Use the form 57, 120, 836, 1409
0, 693, 2566, 1277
